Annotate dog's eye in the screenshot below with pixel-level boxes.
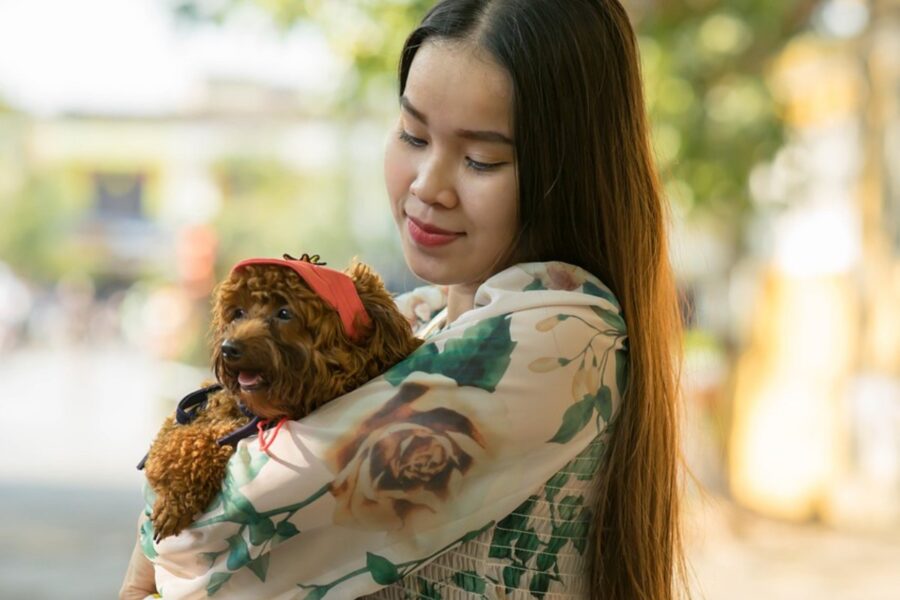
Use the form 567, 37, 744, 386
276, 308, 292, 321
230, 308, 246, 321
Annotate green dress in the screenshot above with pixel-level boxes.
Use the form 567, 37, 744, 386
142, 262, 627, 599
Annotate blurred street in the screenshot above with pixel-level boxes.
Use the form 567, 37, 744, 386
0, 344, 206, 599
0, 482, 141, 600
686, 495, 900, 600
0, 344, 206, 488
1, 346, 897, 599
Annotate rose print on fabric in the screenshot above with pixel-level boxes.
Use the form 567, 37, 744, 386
329, 383, 487, 530
521, 262, 585, 292
544, 262, 585, 291
519, 262, 621, 310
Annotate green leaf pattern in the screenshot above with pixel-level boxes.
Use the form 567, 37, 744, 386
482, 435, 607, 598
384, 314, 517, 392
532, 300, 627, 446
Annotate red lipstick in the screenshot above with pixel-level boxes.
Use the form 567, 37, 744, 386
407, 216, 463, 247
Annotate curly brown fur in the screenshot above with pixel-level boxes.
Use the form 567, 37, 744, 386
143, 259, 422, 540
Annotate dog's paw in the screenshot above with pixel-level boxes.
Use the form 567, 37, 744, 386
151, 504, 194, 542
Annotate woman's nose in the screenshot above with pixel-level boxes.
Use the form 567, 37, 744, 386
410, 159, 458, 208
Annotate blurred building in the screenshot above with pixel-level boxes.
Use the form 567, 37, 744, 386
0, 0, 406, 295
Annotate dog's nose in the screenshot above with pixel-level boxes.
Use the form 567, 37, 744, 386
221, 339, 242, 361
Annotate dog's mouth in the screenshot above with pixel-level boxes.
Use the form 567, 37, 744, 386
237, 370, 267, 392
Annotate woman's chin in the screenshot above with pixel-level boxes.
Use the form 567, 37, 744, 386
404, 253, 459, 286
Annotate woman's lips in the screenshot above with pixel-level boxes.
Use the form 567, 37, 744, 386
407, 216, 464, 247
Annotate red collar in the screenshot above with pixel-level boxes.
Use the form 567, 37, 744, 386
231, 257, 371, 343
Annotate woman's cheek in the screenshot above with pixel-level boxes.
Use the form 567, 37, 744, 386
475, 172, 518, 233
383, 139, 411, 215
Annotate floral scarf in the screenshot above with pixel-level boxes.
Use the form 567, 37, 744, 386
142, 262, 627, 599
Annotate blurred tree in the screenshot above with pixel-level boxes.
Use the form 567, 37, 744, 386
0, 171, 101, 283
170, 0, 821, 222
635, 0, 821, 220
171, 0, 433, 113
210, 155, 357, 275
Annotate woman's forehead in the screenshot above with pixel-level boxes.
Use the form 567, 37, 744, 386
403, 40, 513, 136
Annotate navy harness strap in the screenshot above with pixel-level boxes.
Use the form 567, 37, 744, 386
137, 384, 274, 470
175, 384, 223, 424
216, 417, 263, 447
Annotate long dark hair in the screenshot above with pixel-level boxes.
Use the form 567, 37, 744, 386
399, 1, 688, 599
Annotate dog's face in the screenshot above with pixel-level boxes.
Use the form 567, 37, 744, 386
210, 262, 421, 420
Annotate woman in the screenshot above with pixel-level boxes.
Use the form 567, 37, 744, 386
121, 0, 688, 598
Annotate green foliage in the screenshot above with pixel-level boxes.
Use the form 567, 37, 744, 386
210, 155, 358, 275
635, 1, 818, 218
0, 171, 99, 282
171, 1, 817, 224
171, 0, 434, 111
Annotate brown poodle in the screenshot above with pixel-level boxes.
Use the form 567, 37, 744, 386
140, 254, 422, 540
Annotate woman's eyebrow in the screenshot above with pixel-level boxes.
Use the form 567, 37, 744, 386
401, 96, 514, 146
456, 129, 513, 145
401, 96, 428, 124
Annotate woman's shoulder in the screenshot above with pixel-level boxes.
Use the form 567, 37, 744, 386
392, 262, 624, 340
468, 261, 624, 330
486, 261, 620, 307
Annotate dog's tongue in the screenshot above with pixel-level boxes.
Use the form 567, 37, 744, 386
238, 371, 263, 387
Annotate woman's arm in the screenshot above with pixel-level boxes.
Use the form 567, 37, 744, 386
143, 265, 626, 599
119, 515, 157, 599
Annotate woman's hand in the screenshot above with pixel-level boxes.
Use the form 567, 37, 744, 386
119, 514, 157, 600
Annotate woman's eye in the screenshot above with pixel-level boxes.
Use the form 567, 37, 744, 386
230, 308, 246, 321
465, 157, 504, 172
399, 130, 427, 148
276, 308, 292, 321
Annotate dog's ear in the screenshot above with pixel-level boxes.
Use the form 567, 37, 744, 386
347, 260, 422, 369
347, 260, 384, 301
209, 277, 229, 336
209, 272, 241, 334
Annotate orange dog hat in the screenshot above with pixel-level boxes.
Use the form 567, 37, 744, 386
232, 255, 372, 343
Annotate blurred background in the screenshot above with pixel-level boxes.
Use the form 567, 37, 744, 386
0, 0, 898, 597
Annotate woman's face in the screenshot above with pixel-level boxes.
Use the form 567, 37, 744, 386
384, 40, 518, 288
